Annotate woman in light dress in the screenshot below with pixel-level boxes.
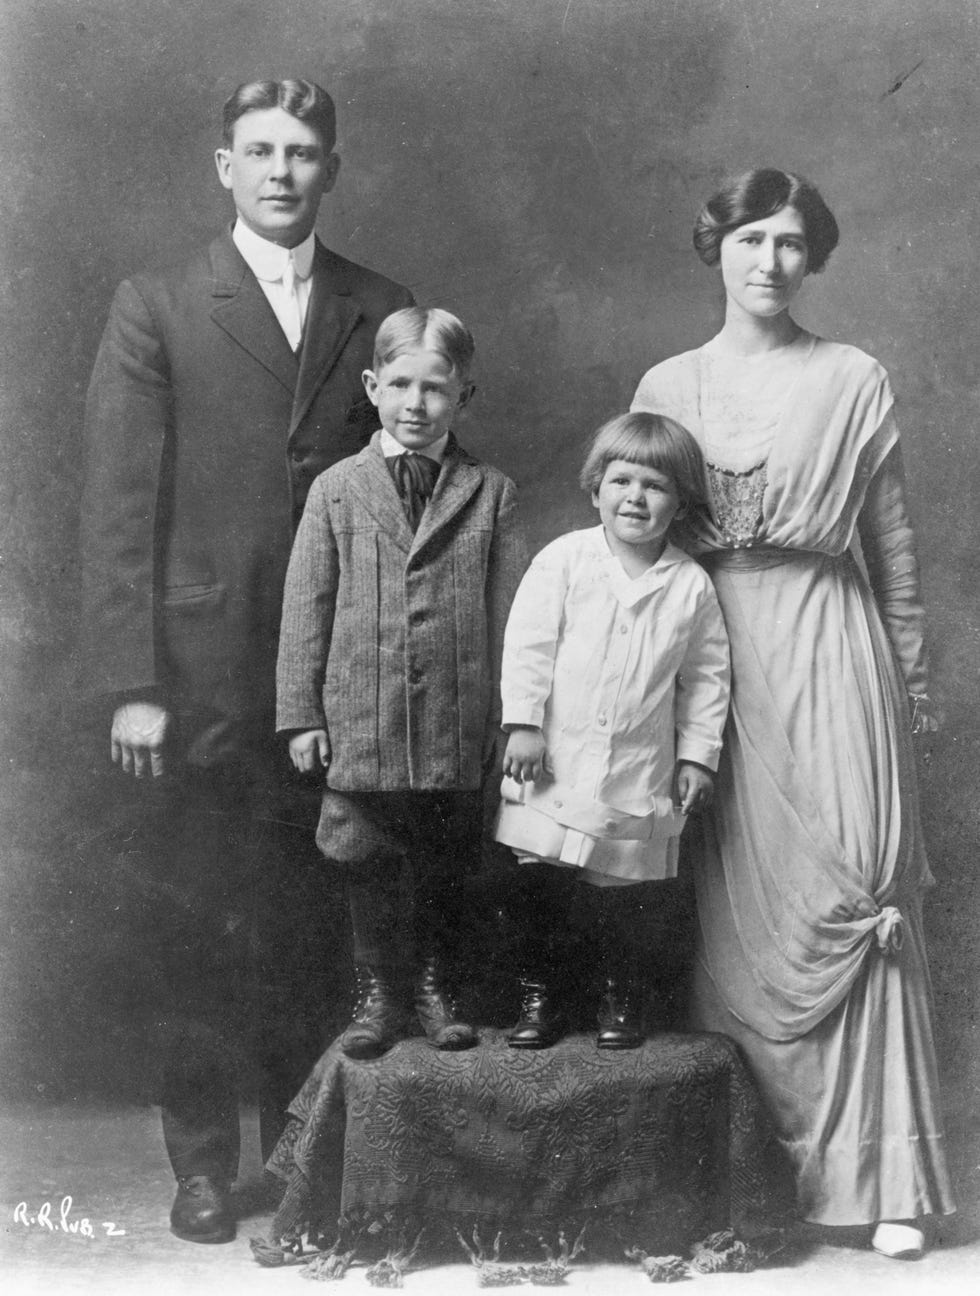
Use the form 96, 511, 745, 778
631, 168, 954, 1258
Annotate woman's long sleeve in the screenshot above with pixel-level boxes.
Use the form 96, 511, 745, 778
856, 436, 929, 696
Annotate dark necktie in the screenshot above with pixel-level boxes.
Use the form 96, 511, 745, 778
389, 452, 440, 531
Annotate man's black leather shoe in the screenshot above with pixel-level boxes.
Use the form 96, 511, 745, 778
169, 1175, 234, 1243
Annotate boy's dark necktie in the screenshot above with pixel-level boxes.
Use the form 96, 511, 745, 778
389, 452, 441, 531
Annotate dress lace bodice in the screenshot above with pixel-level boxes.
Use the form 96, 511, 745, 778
705, 460, 769, 547
697, 337, 811, 548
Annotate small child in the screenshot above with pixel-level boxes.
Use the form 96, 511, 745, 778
277, 306, 526, 1059
495, 411, 730, 1050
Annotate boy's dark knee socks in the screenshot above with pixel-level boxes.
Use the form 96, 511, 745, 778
344, 858, 405, 968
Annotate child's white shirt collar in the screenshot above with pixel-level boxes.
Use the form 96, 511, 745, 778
379, 427, 449, 464
592, 525, 684, 608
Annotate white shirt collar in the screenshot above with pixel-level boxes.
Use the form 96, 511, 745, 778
232, 221, 316, 283
379, 428, 450, 464
592, 525, 682, 607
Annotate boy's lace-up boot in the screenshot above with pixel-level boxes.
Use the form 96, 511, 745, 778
414, 956, 477, 1050
339, 966, 408, 1059
508, 977, 564, 1049
592, 882, 646, 1049
596, 974, 644, 1049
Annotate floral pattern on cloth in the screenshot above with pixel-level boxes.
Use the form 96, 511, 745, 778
263, 1029, 791, 1267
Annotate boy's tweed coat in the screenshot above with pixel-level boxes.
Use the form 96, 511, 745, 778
277, 432, 527, 790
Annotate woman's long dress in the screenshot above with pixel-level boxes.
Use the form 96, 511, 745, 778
632, 332, 955, 1224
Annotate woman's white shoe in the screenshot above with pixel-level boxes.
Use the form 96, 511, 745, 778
871, 1222, 925, 1259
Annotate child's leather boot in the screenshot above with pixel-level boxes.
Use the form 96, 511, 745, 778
508, 977, 564, 1048
340, 966, 408, 1059
596, 975, 643, 1049
414, 956, 477, 1050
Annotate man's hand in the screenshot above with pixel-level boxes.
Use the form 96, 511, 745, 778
502, 726, 548, 784
288, 729, 330, 773
674, 761, 715, 814
111, 702, 171, 778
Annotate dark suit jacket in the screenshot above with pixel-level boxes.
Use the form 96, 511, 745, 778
79, 229, 412, 762
276, 434, 527, 791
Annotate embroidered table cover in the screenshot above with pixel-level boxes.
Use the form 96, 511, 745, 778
266, 1028, 788, 1260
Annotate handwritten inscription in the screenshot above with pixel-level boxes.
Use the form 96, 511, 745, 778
13, 1197, 125, 1237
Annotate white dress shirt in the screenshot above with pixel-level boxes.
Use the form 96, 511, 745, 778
232, 221, 315, 351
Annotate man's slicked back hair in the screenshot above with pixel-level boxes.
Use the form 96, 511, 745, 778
222, 78, 336, 151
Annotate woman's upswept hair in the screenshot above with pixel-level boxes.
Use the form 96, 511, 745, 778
579, 411, 709, 513
222, 79, 336, 150
372, 307, 475, 380
693, 168, 839, 273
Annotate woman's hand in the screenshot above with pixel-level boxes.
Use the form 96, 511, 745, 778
674, 761, 715, 814
288, 728, 330, 773
502, 726, 548, 784
910, 693, 940, 735
910, 693, 940, 773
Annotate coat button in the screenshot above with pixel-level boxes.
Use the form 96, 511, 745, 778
409, 667, 423, 685
410, 609, 426, 626
597, 715, 607, 726
619, 624, 628, 634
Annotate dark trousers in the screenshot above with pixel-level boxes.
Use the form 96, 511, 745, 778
115, 759, 346, 1180
316, 788, 484, 977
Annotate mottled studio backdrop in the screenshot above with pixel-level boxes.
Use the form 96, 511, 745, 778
0, 0, 977, 1176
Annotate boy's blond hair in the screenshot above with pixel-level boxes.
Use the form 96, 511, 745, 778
373, 307, 475, 381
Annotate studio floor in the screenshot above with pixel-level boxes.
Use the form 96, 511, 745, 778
1, 1102, 978, 1296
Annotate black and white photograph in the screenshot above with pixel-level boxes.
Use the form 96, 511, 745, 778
1, 2, 978, 1292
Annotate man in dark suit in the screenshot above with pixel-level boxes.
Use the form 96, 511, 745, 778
79, 78, 412, 1243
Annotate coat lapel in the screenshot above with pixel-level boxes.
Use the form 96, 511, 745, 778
412, 439, 483, 554
289, 242, 363, 438
208, 231, 298, 394
347, 438, 416, 554
346, 436, 485, 557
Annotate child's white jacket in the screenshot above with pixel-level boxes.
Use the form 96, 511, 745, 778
500, 526, 730, 834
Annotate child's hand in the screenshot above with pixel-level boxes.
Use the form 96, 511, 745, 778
502, 726, 547, 784
674, 761, 714, 814
288, 729, 330, 773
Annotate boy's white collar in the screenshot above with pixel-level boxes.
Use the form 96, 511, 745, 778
379, 427, 449, 463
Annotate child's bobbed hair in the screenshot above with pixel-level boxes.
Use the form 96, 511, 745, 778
579, 411, 709, 514
372, 307, 475, 381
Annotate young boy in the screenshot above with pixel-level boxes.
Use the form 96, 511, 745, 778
276, 307, 526, 1059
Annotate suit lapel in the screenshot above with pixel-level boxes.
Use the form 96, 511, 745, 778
347, 438, 416, 554
208, 231, 298, 394
289, 242, 363, 438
